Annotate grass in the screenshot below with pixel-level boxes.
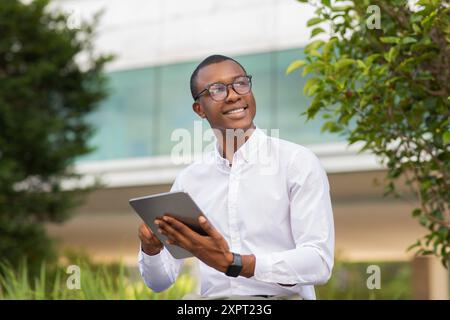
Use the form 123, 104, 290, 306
0, 253, 415, 300
0, 257, 196, 300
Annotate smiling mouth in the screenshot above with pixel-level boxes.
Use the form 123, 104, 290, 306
223, 105, 248, 115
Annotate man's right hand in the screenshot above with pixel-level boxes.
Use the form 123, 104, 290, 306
138, 223, 163, 256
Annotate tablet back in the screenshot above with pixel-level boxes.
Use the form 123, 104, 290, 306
129, 191, 205, 259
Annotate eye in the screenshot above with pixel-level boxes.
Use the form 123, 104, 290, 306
234, 77, 249, 87
209, 84, 226, 95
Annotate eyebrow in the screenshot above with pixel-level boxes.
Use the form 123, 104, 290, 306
206, 74, 247, 87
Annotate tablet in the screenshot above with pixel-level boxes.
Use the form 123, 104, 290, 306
129, 191, 206, 259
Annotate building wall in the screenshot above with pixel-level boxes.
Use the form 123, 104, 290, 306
54, 0, 318, 71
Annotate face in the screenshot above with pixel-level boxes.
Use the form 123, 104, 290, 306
192, 60, 256, 132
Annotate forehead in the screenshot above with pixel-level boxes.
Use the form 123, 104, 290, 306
196, 60, 246, 87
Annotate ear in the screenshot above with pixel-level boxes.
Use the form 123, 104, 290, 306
192, 102, 206, 119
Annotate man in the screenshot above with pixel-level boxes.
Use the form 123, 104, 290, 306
138, 55, 334, 300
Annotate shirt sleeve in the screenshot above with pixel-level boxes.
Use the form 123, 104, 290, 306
137, 172, 185, 292
253, 148, 335, 286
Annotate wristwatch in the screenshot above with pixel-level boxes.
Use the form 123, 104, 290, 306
225, 252, 243, 277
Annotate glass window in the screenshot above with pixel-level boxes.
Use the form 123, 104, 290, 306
81, 67, 157, 161
79, 48, 347, 163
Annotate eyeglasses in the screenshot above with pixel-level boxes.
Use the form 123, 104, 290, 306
194, 75, 252, 101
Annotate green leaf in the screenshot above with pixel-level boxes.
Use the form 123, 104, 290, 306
286, 60, 307, 75
356, 59, 366, 70
322, 121, 342, 133
301, 61, 325, 76
419, 215, 428, 227
309, 50, 322, 58
303, 77, 320, 96
331, 5, 353, 12
412, 208, 422, 217
365, 53, 381, 67
396, 57, 417, 71
305, 96, 324, 120
323, 37, 338, 58
305, 40, 325, 54
407, 240, 421, 252
443, 131, 450, 145
311, 27, 325, 38
335, 58, 355, 71
384, 47, 398, 63
402, 37, 417, 44
421, 10, 437, 29
412, 23, 421, 34
386, 76, 402, 85
437, 226, 449, 241
380, 37, 400, 44
307, 17, 323, 27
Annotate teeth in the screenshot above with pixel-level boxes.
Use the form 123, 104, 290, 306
226, 107, 245, 114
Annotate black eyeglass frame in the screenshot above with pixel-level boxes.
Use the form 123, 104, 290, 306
194, 75, 253, 101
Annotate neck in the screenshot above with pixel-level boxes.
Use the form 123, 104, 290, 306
215, 124, 256, 165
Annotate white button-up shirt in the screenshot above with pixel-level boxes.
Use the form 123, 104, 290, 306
138, 127, 334, 300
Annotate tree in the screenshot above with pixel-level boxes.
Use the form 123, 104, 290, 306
0, 0, 112, 271
287, 0, 449, 267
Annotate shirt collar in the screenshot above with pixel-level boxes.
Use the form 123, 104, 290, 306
213, 126, 266, 169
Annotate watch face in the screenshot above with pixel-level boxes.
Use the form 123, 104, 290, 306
226, 253, 243, 277
226, 265, 242, 277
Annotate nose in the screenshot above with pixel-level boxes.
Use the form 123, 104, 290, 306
225, 84, 240, 103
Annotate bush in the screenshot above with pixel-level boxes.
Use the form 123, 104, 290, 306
289, 0, 449, 266
316, 260, 412, 299
0, 0, 112, 273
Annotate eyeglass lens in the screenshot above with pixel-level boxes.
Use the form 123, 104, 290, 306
208, 76, 251, 101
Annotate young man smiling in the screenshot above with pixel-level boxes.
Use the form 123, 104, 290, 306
138, 55, 335, 300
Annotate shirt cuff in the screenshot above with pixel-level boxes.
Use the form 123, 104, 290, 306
138, 245, 169, 267
254, 252, 299, 285
253, 253, 273, 281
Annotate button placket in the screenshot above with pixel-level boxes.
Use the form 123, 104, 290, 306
227, 159, 242, 291
227, 160, 242, 253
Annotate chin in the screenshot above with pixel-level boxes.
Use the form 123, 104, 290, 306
227, 119, 254, 131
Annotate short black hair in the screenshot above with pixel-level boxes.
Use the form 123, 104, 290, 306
190, 54, 247, 100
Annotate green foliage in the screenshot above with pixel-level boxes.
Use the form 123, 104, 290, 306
0, 254, 416, 300
0, 0, 113, 273
290, 0, 449, 266
316, 260, 412, 299
0, 256, 196, 300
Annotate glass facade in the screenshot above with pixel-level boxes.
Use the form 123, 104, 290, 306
80, 48, 345, 162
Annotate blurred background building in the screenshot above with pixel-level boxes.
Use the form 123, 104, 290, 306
45, 0, 448, 299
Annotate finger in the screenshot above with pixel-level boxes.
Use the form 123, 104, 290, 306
160, 228, 182, 247
198, 216, 222, 240
139, 223, 153, 240
139, 228, 161, 247
144, 223, 157, 236
162, 215, 198, 238
139, 223, 163, 245
158, 220, 187, 246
